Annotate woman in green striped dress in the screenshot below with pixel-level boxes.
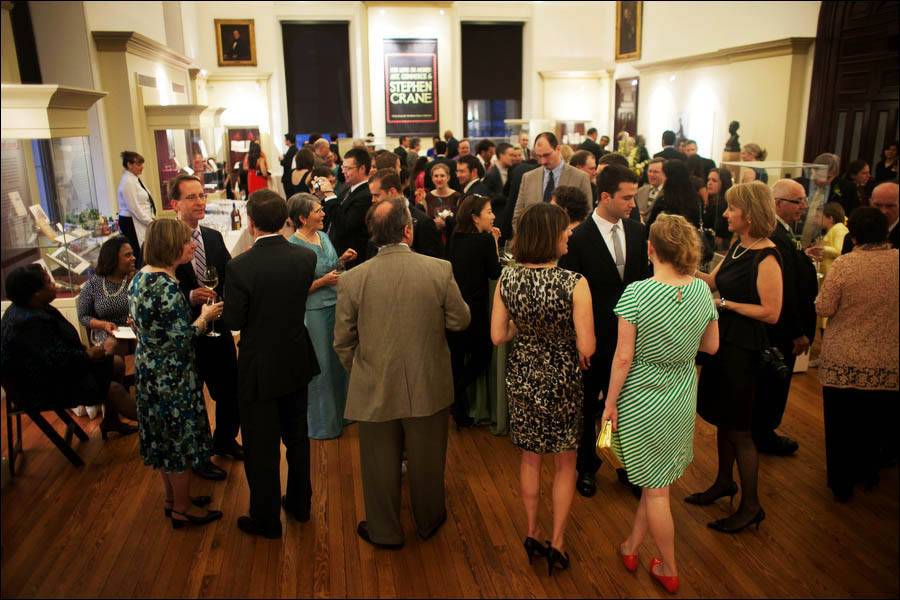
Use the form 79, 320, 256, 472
601, 214, 719, 593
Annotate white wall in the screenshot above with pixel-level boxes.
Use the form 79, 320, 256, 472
83, 1, 167, 45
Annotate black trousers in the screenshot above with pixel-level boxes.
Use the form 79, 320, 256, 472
577, 361, 609, 476
752, 337, 798, 437
239, 388, 311, 530
196, 333, 240, 446
447, 310, 492, 418
117, 215, 142, 268
822, 386, 899, 494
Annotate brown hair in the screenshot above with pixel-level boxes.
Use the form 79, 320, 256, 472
168, 174, 202, 202
509, 203, 569, 264
454, 193, 493, 235
725, 181, 777, 238
649, 214, 701, 275
143, 218, 192, 268
742, 143, 768, 161
430, 162, 450, 176
369, 168, 401, 193
121, 150, 144, 169
822, 201, 846, 225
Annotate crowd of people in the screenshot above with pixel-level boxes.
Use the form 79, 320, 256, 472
1, 126, 898, 595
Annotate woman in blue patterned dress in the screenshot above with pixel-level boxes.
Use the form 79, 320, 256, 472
129, 219, 224, 529
601, 215, 719, 594
287, 193, 357, 439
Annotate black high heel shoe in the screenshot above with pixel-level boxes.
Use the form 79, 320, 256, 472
100, 420, 138, 441
164, 496, 213, 518
170, 508, 223, 529
523, 537, 549, 564
684, 481, 739, 506
547, 544, 570, 575
707, 508, 765, 534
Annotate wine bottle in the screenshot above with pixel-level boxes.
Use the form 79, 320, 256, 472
231, 203, 242, 230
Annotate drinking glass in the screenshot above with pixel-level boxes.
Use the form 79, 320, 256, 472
89, 328, 106, 347
198, 266, 221, 337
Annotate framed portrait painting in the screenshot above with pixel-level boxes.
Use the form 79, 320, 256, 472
215, 19, 257, 67
615, 1, 642, 61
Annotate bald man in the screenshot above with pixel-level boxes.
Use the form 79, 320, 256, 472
843, 182, 900, 253
753, 179, 818, 456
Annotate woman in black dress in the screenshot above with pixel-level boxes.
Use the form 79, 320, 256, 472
688, 182, 783, 533
703, 168, 734, 250
446, 193, 502, 428
647, 159, 702, 228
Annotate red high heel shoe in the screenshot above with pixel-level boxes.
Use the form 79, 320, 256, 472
649, 558, 680, 594
619, 542, 639, 572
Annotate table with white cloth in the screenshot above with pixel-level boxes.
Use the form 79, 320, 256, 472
199, 199, 253, 257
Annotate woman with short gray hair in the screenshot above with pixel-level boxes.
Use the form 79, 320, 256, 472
287, 193, 357, 439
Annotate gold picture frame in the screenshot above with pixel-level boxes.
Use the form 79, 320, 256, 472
615, 1, 642, 62
215, 19, 257, 67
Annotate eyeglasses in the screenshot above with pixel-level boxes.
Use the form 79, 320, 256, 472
411, 218, 418, 226
775, 197, 806, 205
183, 193, 208, 201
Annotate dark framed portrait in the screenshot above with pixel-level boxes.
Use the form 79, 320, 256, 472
215, 19, 257, 67
615, 1, 642, 61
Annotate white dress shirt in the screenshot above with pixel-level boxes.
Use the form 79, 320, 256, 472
591, 211, 627, 264
117, 170, 155, 245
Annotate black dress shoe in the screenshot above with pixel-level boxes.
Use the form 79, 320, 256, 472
193, 461, 227, 481
576, 472, 597, 498
616, 468, 642, 498
356, 521, 403, 549
418, 512, 447, 541
237, 516, 282, 539
213, 441, 245, 461
282, 495, 310, 522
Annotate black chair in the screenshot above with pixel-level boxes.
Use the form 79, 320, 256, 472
2, 376, 89, 479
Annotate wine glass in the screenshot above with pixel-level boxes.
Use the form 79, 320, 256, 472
334, 258, 346, 275
199, 266, 221, 337
89, 328, 106, 347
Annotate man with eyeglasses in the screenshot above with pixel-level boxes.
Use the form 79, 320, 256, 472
328, 148, 374, 269
753, 179, 818, 457
170, 174, 243, 479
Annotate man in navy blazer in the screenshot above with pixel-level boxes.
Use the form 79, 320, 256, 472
558, 165, 651, 498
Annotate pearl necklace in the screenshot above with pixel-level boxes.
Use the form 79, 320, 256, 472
101, 275, 128, 298
731, 238, 762, 260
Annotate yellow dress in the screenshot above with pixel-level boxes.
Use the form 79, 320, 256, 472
820, 222, 849, 276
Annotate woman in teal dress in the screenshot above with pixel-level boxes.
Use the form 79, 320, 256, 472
287, 193, 357, 439
601, 214, 719, 593
129, 219, 224, 529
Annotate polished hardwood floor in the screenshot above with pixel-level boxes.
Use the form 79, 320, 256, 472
1, 368, 897, 598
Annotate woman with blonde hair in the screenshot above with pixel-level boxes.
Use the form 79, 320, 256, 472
601, 214, 719, 593
129, 218, 224, 529
740, 143, 769, 183
687, 182, 783, 534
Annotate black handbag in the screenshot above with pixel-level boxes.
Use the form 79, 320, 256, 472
698, 199, 716, 265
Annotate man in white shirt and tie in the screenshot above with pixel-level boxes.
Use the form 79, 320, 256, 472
558, 165, 651, 499
635, 158, 666, 222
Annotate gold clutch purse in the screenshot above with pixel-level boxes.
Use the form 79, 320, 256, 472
596, 419, 623, 470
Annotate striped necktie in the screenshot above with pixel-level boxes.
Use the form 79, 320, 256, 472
192, 229, 206, 282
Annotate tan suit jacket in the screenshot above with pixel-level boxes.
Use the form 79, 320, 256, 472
334, 244, 471, 422
512, 163, 593, 232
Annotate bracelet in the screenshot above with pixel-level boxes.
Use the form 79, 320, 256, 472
195, 316, 207, 331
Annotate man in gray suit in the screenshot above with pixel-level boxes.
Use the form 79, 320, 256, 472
512, 131, 593, 232
334, 198, 470, 549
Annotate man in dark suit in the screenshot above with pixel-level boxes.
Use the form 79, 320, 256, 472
578, 128, 605, 163
280, 133, 298, 197
654, 130, 687, 161
424, 140, 460, 192
755, 179, 818, 456
223, 190, 320, 539
170, 175, 239, 482
456, 155, 490, 197
682, 140, 716, 178
842, 182, 900, 253
558, 165, 650, 498
393, 135, 409, 168
327, 148, 373, 269
228, 28, 251, 61
570, 150, 599, 206
497, 159, 539, 241
371, 169, 443, 258
444, 130, 460, 161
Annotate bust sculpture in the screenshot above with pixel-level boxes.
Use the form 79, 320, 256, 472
725, 121, 741, 152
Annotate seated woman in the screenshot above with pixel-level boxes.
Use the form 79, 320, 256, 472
77, 235, 136, 355
0, 264, 137, 439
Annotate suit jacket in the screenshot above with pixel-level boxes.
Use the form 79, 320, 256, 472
558, 216, 650, 375
483, 166, 503, 197
175, 225, 231, 319
512, 163, 593, 232
327, 182, 373, 268
425, 156, 460, 191
498, 162, 540, 240
769, 224, 818, 345
635, 184, 661, 219
653, 147, 687, 161
280, 145, 298, 192
463, 179, 490, 198
333, 245, 470, 421
394, 146, 408, 166
446, 138, 459, 160
223, 236, 320, 403
578, 138, 603, 162
410, 202, 444, 258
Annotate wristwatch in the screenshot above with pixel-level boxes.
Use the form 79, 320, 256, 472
718, 297, 727, 309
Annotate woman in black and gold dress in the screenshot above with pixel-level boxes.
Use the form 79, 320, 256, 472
492, 203, 595, 574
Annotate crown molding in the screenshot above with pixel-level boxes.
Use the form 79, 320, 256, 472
633, 37, 814, 73
1, 84, 107, 138
93, 31, 195, 71
144, 103, 207, 130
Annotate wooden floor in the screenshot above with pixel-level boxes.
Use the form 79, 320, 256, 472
1, 368, 897, 598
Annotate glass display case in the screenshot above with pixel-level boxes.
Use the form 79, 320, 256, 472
1, 84, 108, 302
